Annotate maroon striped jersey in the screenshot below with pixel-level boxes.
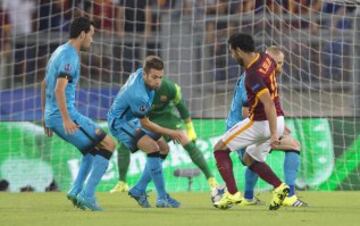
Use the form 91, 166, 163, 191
245, 53, 284, 121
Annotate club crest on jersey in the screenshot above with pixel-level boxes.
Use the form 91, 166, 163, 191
160, 95, 168, 102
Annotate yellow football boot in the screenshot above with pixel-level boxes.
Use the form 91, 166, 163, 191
269, 183, 290, 210
213, 191, 242, 210
110, 181, 129, 193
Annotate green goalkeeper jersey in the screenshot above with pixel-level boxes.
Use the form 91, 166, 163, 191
148, 77, 190, 126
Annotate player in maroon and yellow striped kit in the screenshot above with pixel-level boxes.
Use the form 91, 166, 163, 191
213, 33, 289, 211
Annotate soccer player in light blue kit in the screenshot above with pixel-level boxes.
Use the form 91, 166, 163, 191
108, 56, 187, 208
41, 17, 116, 211
227, 46, 307, 207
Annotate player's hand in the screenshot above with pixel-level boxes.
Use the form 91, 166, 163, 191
169, 130, 187, 144
63, 118, 79, 134
185, 121, 197, 141
270, 134, 280, 148
42, 120, 53, 137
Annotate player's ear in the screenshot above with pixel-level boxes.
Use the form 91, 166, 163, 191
80, 31, 85, 40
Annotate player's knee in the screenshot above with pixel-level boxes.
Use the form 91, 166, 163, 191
294, 141, 301, 151
103, 136, 116, 152
107, 138, 117, 151
289, 140, 301, 151
147, 142, 160, 153
214, 140, 225, 152
158, 141, 169, 154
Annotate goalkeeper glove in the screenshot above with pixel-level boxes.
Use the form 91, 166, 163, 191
185, 121, 197, 141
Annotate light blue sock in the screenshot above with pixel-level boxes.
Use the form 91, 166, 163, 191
132, 158, 166, 195
236, 148, 245, 164
131, 163, 152, 195
147, 155, 167, 199
284, 151, 300, 197
71, 153, 93, 194
83, 154, 110, 198
236, 148, 258, 200
244, 167, 259, 200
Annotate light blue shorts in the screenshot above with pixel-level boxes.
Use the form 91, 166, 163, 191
109, 118, 160, 152
46, 112, 106, 154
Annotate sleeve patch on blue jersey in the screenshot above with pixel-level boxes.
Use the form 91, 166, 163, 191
64, 63, 71, 73
139, 105, 148, 113
251, 83, 260, 91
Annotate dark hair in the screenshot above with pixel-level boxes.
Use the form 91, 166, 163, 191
143, 55, 164, 73
228, 33, 255, 53
69, 17, 93, 39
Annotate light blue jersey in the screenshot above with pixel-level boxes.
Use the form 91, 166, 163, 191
44, 42, 104, 153
108, 68, 159, 152
226, 72, 248, 130
44, 42, 80, 119
108, 68, 154, 123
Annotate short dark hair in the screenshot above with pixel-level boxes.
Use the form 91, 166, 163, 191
69, 17, 93, 39
143, 55, 164, 73
228, 33, 255, 53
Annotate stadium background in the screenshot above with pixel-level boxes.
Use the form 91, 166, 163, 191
0, 0, 359, 193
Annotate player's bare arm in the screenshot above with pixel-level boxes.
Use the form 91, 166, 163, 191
55, 78, 78, 134
140, 116, 187, 143
257, 89, 279, 147
41, 79, 53, 137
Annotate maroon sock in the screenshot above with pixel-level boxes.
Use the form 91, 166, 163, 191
214, 150, 238, 194
249, 161, 282, 188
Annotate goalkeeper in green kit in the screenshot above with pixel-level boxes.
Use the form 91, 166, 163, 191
110, 77, 218, 193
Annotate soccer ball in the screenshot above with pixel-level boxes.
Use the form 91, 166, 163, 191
210, 184, 227, 203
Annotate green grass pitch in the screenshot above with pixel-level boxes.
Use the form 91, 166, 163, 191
1, 192, 360, 226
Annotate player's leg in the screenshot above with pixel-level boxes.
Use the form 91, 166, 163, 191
67, 149, 95, 208
243, 146, 289, 210
243, 117, 289, 210
213, 141, 243, 209
153, 115, 217, 188
78, 137, 116, 211
75, 116, 116, 211
136, 134, 173, 207
179, 135, 217, 189
274, 135, 307, 207
212, 118, 256, 209
109, 120, 153, 207
214, 118, 255, 195
235, 148, 260, 205
130, 136, 167, 197
50, 124, 95, 209
110, 143, 130, 193
155, 138, 181, 208
49, 115, 115, 211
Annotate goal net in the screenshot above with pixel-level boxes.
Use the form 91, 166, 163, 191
0, 0, 359, 192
